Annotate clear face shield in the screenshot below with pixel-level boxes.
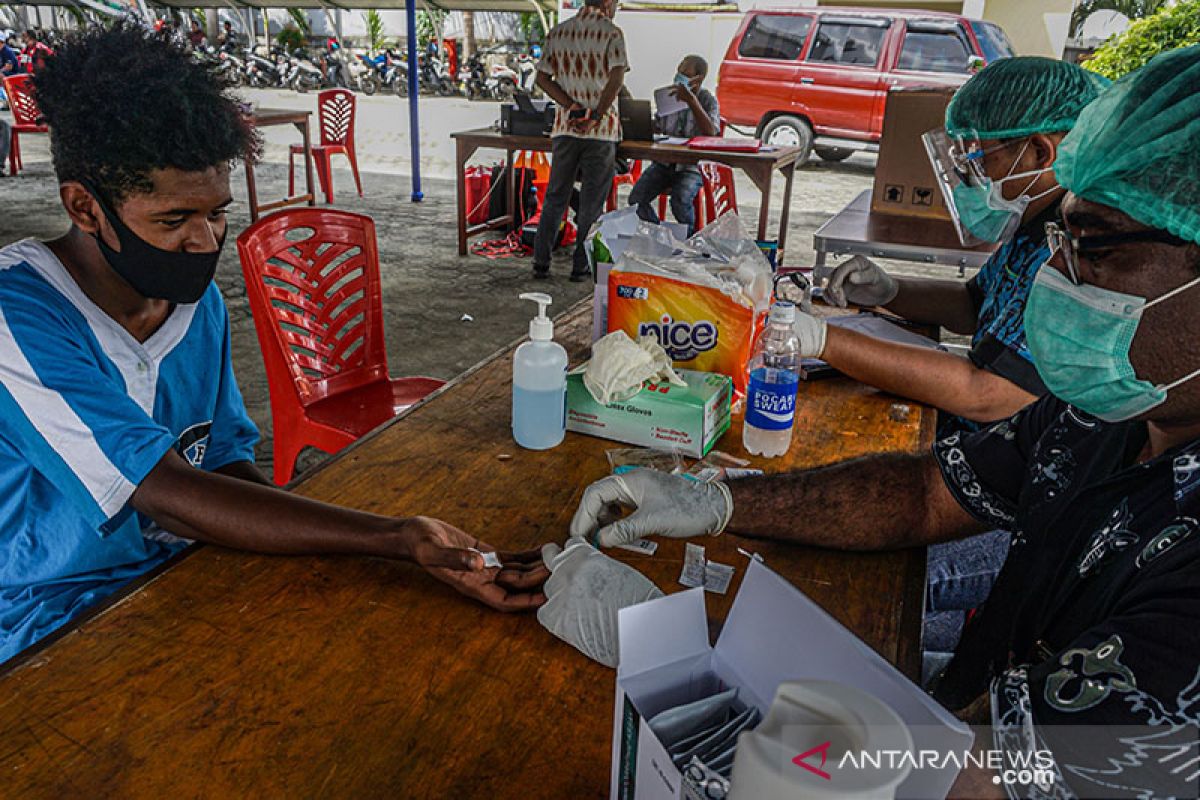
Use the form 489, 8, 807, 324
922, 128, 994, 247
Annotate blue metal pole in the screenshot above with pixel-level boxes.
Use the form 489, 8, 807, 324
405, 0, 423, 202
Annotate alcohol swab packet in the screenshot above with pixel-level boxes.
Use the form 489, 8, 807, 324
703, 561, 736, 595
680, 542, 707, 588
617, 538, 659, 556
469, 548, 502, 569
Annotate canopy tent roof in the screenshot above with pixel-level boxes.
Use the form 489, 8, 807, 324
5, 0, 555, 12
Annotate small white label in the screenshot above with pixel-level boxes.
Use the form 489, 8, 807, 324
617, 538, 659, 556
679, 542, 707, 588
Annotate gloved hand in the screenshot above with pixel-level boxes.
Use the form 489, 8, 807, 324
569, 469, 733, 549
824, 255, 899, 308
536, 537, 664, 667
792, 309, 828, 359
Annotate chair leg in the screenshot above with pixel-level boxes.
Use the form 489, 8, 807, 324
10, 131, 19, 175
288, 148, 296, 197
347, 148, 364, 197
314, 152, 334, 205
272, 434, 304, 486
657, 194, 668, 220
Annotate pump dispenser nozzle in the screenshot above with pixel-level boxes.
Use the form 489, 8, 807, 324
519, 292, 554, 341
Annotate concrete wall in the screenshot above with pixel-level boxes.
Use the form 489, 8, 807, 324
980, 0, 1075, 58
613, 9, 746, 98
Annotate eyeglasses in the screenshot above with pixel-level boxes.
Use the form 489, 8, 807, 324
948, 138, 1017, 187
1044, 220, 1193, 285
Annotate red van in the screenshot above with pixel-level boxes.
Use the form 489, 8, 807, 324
717, 7, 1014, 163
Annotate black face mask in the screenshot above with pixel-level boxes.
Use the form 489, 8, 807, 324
83, 181, 224, 305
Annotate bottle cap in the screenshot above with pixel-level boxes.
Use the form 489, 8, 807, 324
519, 292, 554, 341
769, 301, 796, 325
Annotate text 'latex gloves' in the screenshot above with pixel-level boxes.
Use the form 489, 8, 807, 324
824, 255, 899, 309
536, 537, 664, 667
569, 469, 733, 549
792, 309, 828, 359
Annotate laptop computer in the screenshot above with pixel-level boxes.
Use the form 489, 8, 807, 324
619, 98, 654, 141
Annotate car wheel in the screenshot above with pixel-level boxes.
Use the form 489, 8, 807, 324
814, 146, 854, 163
760, 115, 814, 164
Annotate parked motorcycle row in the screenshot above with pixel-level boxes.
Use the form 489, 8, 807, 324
195, 42, 540, 100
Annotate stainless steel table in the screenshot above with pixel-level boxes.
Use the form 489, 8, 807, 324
811, 190, 996, 281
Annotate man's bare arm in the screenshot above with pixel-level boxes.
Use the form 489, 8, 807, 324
593, 66, 626, 120
883, 277, 981, 335
727, 452, 985, 550
214, 460, 272, 486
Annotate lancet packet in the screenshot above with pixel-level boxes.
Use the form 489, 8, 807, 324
605, 213, 773, 397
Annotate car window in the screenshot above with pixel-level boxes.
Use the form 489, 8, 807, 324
737, 14, 813, 60
898, 23, 973, 73
969, 20, 1015, 62
805, 21, 888, 67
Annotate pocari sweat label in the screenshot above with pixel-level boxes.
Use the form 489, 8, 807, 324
745, 367, 799, 431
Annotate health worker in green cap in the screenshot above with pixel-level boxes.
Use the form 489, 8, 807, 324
568, 45, 1200, 797
812, 56, 1109, 432
793, 57, 1109, 681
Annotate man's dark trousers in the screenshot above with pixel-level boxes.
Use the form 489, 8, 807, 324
532, 135, 616, 277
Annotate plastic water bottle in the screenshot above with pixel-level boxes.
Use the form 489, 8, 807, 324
743, 301, 801, 458
513, 292, 568, 450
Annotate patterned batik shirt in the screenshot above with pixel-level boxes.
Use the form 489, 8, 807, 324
931, 394, 1200, 799
536, 6, 628, 142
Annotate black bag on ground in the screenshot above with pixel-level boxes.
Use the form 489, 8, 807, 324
488, 165, 537, 231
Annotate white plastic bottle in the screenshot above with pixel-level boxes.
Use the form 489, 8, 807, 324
743, 301, 801, 458
513, 292, 568, 450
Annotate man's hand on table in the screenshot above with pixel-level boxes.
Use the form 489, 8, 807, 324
569, 469, 732, 548
404, 516, 550, 612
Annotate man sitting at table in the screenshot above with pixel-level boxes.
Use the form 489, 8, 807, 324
626, 55, 720, 235
0, 24, 547, 665
570, 45, 1200, 798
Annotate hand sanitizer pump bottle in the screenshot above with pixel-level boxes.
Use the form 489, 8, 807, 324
512, 292, 568, 450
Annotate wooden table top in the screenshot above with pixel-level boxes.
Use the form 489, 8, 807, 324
249, 107, 312, 126
0, 301, 932, 798
452, 127, 802, 171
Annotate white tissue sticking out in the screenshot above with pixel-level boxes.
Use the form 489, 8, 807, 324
584, 330, 687, 406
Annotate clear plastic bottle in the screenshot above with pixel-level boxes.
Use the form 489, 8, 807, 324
743, 301, 801, 458
512, 292, 568, 450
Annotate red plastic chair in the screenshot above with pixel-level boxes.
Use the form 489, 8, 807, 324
606, 159, 643, 212
3, 75, 49, 176
237, 209, 444, 484
653, 161, 737, 231
288, 89, 363, 205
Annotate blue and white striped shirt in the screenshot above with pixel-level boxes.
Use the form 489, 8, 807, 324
0, 239, 258, 663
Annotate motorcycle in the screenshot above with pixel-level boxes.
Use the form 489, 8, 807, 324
419, 51, 456, 96
356, 52, 386, 95
320, 47, 353, 89
382, 49, 410, 96
216, 48, 245, 88
459, 52, 488, 100
286, 50, 323, 93
243, 47, 282, 88
489, 55, 537, 103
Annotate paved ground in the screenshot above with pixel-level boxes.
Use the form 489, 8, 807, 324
1, 91, 972, 479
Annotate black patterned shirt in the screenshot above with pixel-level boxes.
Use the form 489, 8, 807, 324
931, 394, 1200, 799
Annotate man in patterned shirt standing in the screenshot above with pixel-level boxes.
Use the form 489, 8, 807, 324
532, 0, 628, 281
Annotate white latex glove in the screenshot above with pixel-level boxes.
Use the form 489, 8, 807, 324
793, 309, 828, 359
569, 469, 733, 549
536, 537, 664, 667
824, 255, 899, 308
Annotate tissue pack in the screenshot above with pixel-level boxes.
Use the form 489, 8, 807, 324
567, 368, 732, 458
607, 270, 762, 398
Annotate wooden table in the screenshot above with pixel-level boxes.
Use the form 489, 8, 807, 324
244, 108, 316, 222
452, 128, 802, 266
811, 189, 997, 281
0, 303, 932, 798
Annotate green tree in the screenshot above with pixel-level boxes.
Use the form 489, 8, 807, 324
519, 11, 546, 44
415, 8, 446, 49
1084, 0, 1200, 79
363, 9, 386, 53
287, 9, 311, 36
276, 23, 307, 52
1070, 0, 1168, 37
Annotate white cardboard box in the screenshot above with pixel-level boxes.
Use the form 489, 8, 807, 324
611, 559, 973, 800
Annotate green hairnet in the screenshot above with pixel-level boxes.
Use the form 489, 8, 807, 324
1055, 45, 1200, 246
945, 56, 1110, 140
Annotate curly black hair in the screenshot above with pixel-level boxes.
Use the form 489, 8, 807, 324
33, 21, 260, 203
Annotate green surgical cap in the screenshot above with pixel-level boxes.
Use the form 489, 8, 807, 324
945, 56, 1110, 140
1055, 45, 1200, 246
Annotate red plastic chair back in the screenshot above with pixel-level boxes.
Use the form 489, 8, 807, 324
4, 75, 44, 129
699, 162, 738, 221
316, 88, 356, 150
237, 209, 388, 409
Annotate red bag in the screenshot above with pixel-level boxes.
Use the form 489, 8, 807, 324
464, 166, 492, 225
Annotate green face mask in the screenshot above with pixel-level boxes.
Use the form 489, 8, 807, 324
1024, 264, 1200, 422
